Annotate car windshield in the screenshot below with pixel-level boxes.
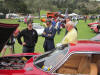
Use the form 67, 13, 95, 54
34, 44, 69, 71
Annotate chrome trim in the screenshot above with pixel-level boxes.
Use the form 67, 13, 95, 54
51, 50, 100, 73
50, 44, 70, 73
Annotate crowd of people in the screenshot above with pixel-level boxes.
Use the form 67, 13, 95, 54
71, 15, 100, 23
1, 15, 78, 57
4, 13, 100, 56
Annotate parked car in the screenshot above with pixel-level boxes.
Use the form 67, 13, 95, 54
32, 23, 44, 35
87, 22, 100, 33
41, 14, 47, 18
0, 23, 100, 75
88, 22, 98, 27
47, 12, 59, 19
78, 15, 84, 20
6, 13, 19, 19
0, 13, 5, 19
90, 25, 98, 33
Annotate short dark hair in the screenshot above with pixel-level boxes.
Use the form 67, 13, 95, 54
27, 20, 32, 25
46, 20, 51, 23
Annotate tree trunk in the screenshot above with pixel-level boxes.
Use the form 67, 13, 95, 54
38, 8, 41, 19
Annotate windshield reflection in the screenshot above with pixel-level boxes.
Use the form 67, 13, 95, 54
34, 44, 69, 72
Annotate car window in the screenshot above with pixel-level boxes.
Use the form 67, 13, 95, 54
34, 44, 69, 71
56, 53, 100, 75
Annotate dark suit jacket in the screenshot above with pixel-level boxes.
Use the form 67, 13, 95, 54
42, 26, 56, 51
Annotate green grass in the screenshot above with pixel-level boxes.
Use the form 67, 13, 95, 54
77, 20, 96, 39
40, 10, 47, 16
0, 19, 97, 55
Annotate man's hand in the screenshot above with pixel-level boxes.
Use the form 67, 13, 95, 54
43, 32, 46, 35
22, 42, 26, 46
48, 34, 52, 36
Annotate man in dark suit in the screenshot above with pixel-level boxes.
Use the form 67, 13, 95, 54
42, 20, 56, 52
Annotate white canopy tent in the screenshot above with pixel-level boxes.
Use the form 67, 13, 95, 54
68, 13, 78, 16
0, 13, 4, 15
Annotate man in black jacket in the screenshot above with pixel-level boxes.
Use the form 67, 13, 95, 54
17, 21, 38, 53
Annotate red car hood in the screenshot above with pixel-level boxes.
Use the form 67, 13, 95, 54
0, 23, 19, 52
70, 40, 100, 52
5, 53, 41, 57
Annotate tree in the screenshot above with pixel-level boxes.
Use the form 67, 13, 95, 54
73, 9, 80, 14
25, 0, 57, 18
3, 0, 28, 14
1, 0, 100, 15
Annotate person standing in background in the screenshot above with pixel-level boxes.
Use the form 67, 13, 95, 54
1, 28, 20, 56
84, 15, 87, 22
65, 17, 73, 35
17, 21, 38, 53
97, 18, 100, 33
1, 34, 15, 57
42, 20, 56, 52
24, 17, 27, 24
56, 20, 61, 34
62, 20, 77, 45
51, 18, 56, 27
13, 29, 20, 53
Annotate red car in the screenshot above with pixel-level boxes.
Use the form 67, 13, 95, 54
47, 12, 59, 19
0, 23, 100, 75
88, 22, 99, 33
90, 26, 99, 33
88, 22, 98, 27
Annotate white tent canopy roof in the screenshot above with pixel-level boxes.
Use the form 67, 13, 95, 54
0, 13, 4, 15
69, 13, 78, 16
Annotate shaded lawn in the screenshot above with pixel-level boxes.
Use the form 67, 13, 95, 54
0, 19, 96, 55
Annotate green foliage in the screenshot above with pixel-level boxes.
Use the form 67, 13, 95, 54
40, 10, 47, 16
96, 6, 100, 14
1, 0, 100, 15
3, 0, 29, 14
73, 9, 80, 14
